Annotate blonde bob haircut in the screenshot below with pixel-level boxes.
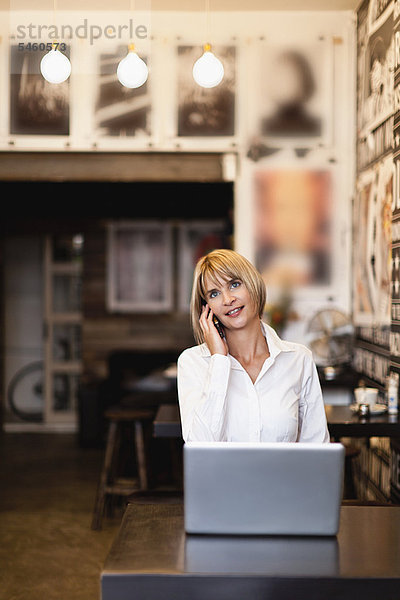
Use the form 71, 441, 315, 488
190, 249, 267, 345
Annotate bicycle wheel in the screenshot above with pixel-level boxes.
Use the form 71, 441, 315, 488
7, 361, 44, 423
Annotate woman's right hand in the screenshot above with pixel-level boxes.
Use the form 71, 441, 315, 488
199, 304, 229, 356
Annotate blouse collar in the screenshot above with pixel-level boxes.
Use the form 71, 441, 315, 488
199, 320, 296, 366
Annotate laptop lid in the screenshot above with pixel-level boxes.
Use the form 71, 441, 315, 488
184, 442, 345, 536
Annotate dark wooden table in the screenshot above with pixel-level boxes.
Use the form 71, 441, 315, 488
153, 402, 400, 439
325, 404, 400, 439
153, 403, 182, 438
102, 503, 400, 600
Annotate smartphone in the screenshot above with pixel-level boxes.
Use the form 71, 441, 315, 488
201, 298, 225, 338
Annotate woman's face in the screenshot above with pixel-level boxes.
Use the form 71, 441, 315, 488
202, 274, 258, 331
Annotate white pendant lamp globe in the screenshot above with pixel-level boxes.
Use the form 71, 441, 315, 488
40, 43, 71, 84
117, 43, 148, 89
193, 43, 224, 88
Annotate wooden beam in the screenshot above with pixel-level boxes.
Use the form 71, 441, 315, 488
0, 151, 224, 182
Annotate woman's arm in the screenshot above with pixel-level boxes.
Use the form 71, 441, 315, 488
177, 348, 231, 442
297, 351, 330, 443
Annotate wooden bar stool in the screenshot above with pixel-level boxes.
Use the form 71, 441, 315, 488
91, 406, 155, 530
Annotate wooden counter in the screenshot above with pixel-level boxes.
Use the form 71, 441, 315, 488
153, 403, 400, 439
102, 503, 400, 600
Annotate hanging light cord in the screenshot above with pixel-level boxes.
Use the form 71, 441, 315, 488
52, 0, 58, 49
130, 0, 135, 46
205, 0, 210, 48
53, 0, 57, 32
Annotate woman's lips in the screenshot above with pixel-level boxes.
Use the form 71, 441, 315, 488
225, 306, 244, 317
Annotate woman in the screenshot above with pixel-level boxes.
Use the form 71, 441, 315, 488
177, 249, 329, 443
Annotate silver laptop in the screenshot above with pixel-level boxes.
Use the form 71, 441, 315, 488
184, 441, 345, 536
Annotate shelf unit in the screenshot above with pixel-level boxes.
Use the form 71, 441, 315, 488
43, 235, 83, 426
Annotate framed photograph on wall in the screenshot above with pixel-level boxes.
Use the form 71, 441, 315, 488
94, 44, 152, 140
177, 44, 236, 137
253, 167, 333, 291
107, 221, 173, 312
9, 44, 70, 135
178, 220, 229, 310
162, 42, 238, 151
358, 5, 393, 137
248, 37, 332, 149
353, 159, 393, 326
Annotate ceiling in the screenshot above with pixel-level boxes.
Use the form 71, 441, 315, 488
1, 0, 360, 10
152, 0, 360, 9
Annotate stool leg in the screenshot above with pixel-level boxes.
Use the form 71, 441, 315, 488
91, 420, 117, 530
134, 420, 148, 490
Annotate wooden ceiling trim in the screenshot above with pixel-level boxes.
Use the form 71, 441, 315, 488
0, 152, 224, 182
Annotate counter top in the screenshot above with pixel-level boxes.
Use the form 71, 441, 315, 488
102, 503, 400, 600
153, 403, 400, 439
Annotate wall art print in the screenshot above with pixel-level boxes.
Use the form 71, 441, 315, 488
353, 158, 393, 326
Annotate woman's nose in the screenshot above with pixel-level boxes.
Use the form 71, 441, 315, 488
222, 292, 235, 305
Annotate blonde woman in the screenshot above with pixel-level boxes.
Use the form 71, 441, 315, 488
177, 249, 329, 444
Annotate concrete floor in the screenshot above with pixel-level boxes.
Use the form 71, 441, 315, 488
0, 433, 122, 600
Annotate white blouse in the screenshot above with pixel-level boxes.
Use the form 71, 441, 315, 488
177, 322, 330, 444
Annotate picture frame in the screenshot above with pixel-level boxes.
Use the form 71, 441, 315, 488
253, 166, 333, 288
9, 43, 70, 137
90, 38, 157, 151
107, 221, 173, 313
247, 36, 333, 151
357, 2, 394, 138
239, 154, 349, 310
162, 39, 240, 152
94, 45, 151, 138
353, 158, 393, 326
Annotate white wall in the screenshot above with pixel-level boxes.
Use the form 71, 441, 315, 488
3, 236, 43, 419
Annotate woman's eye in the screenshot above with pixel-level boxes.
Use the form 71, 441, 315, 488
231, 281, 241, 289
209, 291, 218, 299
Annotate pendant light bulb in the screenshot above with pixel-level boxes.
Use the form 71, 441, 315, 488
40, 44, 71, 84
192, 43, 224, 88
117, 44, 148, 89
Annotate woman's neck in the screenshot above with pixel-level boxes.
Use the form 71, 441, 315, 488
225, 318, 269, 364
